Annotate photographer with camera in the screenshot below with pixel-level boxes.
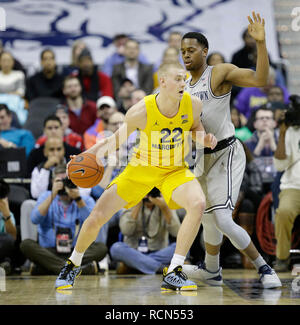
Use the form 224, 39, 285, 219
110, 188, 181, 274
20, 136, 90, 244
20, 164, 107, 275
30, 136, 66, 200
0, 179, 17, 275
273, 95, 300, 272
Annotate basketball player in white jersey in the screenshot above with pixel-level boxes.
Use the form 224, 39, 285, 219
181, 12, 281, 288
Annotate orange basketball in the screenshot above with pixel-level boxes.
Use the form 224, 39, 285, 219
67, 153, 104, 188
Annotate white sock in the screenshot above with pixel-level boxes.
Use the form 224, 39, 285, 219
251, 255, 267, 271
168, 254, 185, 272
69, 249, 84, 266
205, 252, 220, 272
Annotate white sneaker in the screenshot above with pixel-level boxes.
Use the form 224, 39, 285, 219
98, 254, 109, 272
258, 264, 282, 289
182, 262, 223, 286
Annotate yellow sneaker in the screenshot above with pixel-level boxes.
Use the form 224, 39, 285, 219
161, 266, 197, 291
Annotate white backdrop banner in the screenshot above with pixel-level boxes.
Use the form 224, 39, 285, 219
0, 0, 279, 68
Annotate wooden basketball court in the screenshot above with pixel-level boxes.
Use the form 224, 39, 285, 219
0, 268, 299, 306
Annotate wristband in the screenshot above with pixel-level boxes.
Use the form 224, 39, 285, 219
3, 215, 11, 222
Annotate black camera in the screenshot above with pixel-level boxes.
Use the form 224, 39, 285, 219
143, 187, 161, 203
63, 177, 77, 189
57, 177, 77, 196
282, 95, 300, 127
0, 179, 10, 199
148, 187, 161, 198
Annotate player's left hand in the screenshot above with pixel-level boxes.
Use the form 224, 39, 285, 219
247, 11, 265, 42
66, 155, 77, 178
204, 133, 217, 150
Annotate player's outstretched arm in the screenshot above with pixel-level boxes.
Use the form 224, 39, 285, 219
86, 99, 147, 163
190, 96, 217, 149
215, 11, 269, 88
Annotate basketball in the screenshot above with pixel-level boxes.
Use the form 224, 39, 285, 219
67, 153, 104, 188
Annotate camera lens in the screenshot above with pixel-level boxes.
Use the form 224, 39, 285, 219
148, 187, 160, 198
63, 177, 77, 189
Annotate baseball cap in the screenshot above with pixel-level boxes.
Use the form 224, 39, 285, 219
78, 48, 92, 61
96, 96, 116, 109
55, 104, 68, 114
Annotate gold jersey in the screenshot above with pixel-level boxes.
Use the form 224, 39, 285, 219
130, 92, 194, 168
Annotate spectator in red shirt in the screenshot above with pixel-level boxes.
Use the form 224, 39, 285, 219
55, 105, 84, 151
27, 115, 80, 176
74, 48, 114, 102
62, 75, 97, 136
35, 114, 83, 151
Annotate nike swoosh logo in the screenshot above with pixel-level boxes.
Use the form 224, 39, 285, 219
72, 168, 85, 176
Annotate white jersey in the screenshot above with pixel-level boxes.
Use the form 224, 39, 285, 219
185, 65, 235, 141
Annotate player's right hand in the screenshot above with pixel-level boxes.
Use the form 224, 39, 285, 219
247, 11, 265, 42
66, 155, 76, 178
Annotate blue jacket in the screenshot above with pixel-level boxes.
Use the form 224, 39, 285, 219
1, 128, 35, 156
31, 191, 95, 248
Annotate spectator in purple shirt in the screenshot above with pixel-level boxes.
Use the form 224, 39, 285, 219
234, 66, 290, 122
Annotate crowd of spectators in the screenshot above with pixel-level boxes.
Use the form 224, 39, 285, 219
0, 29, 299, 276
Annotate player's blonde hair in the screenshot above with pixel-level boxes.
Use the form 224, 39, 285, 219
157, 62, 185, 81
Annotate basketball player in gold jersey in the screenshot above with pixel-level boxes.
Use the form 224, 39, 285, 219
55, 61, 217, 291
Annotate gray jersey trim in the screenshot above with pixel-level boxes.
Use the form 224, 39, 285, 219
204, 198, 235, 213
187, 66, 210, 89
204, 145, 235, 213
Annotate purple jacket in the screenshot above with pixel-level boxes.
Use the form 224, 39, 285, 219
235, 86, 290, 119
